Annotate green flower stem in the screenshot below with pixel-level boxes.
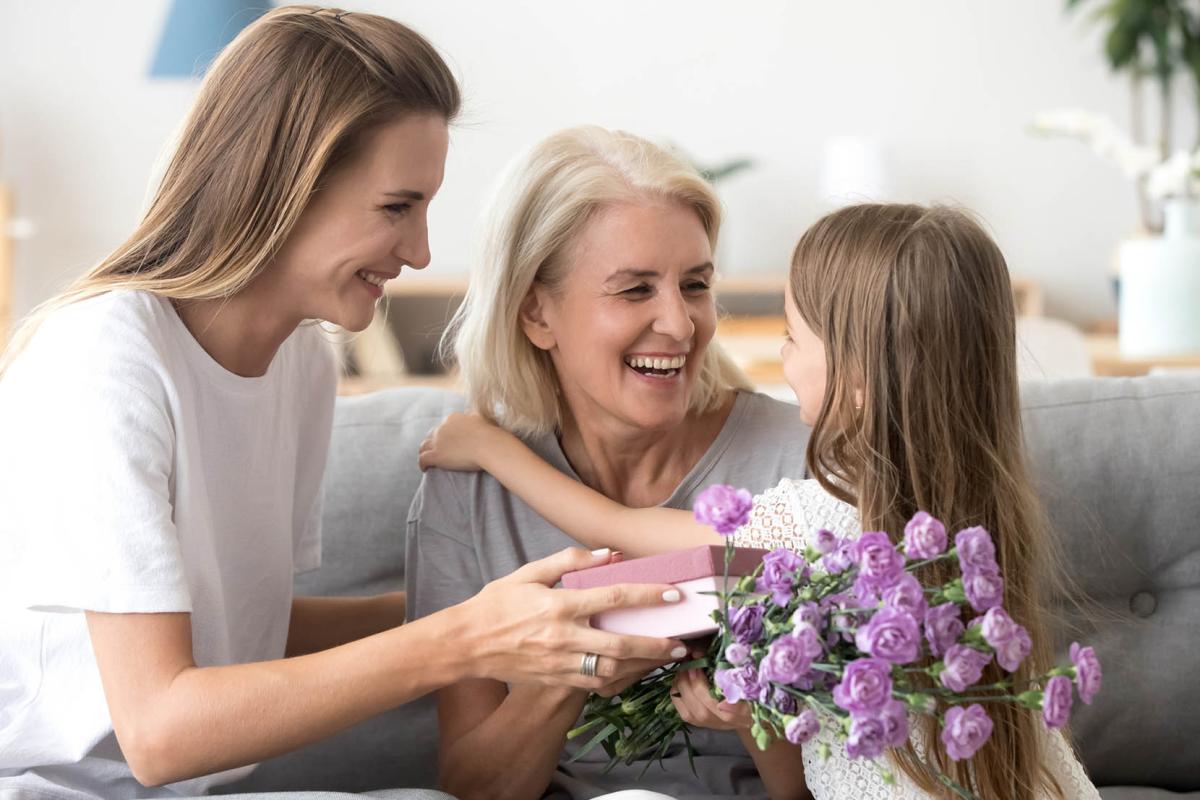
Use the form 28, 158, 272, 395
567, 716, 607, 740
906, 551, 959, 572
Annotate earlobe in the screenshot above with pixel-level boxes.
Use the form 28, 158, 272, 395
519, 286, 556, 351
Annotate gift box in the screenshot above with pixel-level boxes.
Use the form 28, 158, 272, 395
561, 545, 768, 639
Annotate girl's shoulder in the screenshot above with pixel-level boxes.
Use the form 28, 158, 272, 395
737, 477, 860, 551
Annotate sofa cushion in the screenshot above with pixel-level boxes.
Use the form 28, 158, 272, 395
1022, 376, 1200, 793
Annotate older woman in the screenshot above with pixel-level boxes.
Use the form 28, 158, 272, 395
406, 126, 809, 800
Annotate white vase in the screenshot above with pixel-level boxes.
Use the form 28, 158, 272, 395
1118, 198, 1200, 357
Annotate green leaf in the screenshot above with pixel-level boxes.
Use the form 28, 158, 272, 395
567, 722, 618, 764
683, 727, 698, 776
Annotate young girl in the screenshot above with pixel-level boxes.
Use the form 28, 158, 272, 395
419, 203, 1101, 799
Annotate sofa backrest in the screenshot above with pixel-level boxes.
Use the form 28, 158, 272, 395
298, 387, 466, 598
1021, 376, 1200, 792
233, 377, 1200, 793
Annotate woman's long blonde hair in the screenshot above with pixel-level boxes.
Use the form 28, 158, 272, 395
0, 5, 459, 376
792, 204, 1068, 799
446, 125, 751, 436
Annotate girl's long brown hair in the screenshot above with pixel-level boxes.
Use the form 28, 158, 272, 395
791, 204, 1068, 798
1, 5, 459, 376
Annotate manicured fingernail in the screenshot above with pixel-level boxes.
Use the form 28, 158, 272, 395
671, 646, 688, 659
590, 548, 611, 559
610, 550, 625, 563
662, 589, 681, 603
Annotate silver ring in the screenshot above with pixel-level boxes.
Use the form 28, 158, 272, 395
579, 652, 599, 678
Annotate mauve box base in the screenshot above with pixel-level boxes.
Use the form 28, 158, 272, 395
589, 575, 735, 638
562, 545, 768, 640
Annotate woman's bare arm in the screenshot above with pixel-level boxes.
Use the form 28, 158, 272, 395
285, 592, 406, 656
87, 547, 688, 787
87, 607, 470, 787
437, 679, 586, 800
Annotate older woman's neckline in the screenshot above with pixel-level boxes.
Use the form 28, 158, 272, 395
555, 391, 743, 508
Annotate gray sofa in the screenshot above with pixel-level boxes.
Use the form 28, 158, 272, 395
225, 376, 1200, 799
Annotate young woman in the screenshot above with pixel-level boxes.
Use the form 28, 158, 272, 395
0, 9, 686, 799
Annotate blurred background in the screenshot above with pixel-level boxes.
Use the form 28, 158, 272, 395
4, 0, 1200, 392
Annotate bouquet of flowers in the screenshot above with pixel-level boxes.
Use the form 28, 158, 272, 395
568, 485, 1102, 799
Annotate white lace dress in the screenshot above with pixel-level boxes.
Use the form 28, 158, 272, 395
731, 478, 1102, 800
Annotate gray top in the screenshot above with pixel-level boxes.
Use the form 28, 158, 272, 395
406, 390, 810, 800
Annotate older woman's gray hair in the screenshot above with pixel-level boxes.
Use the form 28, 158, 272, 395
444, 125, 751, 436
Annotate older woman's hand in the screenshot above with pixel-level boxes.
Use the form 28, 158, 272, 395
454, 547, 687, 691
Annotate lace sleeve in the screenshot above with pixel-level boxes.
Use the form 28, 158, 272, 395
802, 724, 1103, 800
730, 478, 806, 551
732, 478, 861, 553
1043, 728, 1102, 799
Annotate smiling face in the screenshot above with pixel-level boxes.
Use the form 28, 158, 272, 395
782, 289, 829, 426
522, 199, 717, 433
267, 113, 450, 332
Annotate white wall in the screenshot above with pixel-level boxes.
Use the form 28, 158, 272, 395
0, 0, 1153, 324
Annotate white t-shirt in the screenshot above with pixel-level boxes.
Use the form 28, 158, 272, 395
0, 290, 337, 799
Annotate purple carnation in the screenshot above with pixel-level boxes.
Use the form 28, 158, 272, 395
994, 624, 1032, 673
855, 606, 921, 665
1042, 675, 1073, 729
882, 573, 929, 620
1070, 643, 1102, 705
962, 569, 1005, 613
791, 601, 821, 630
756, 547, 808, 606
977, 607, 1030, 672
724, 642, 750, 666
714, 664, 762, 705
904, 512, 948, 560
845, 713, 887, 760
955, 527, 998, 574
881, 699, 910, 746
785, 709, 821, 745
693, 484, 754, 535
941, 704, 994, 761
940, 645, 992, 692
924, 602, 965, 658
833, 657, 894, 715
979, 607, 1018, 648
760, 626, 822, 685
821, 540, 854, 574
729, 603, 766, 645
813, 528, 838, 554
823, 594, 858, 645
851, 531, 906, 592
767, 687, 799, 715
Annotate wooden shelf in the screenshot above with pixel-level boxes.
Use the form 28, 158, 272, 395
1085, 334, 1200, 377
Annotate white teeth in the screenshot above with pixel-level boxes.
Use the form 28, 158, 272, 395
624, 355, 686, 370
357, 271, 388, 287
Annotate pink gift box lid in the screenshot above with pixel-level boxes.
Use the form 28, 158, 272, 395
561, 545, 769, 589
